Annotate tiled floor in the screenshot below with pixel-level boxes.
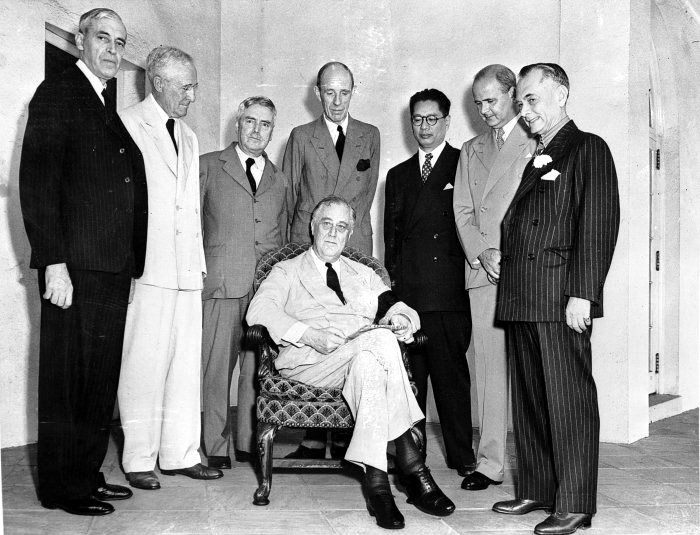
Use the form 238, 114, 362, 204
2, 410, 698, 534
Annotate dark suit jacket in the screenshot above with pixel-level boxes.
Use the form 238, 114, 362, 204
384, 144, 469, 312
497, 121, 620, 321
283, 115, 380, 254
200, 142, 293, 299
20, 63, 148, 276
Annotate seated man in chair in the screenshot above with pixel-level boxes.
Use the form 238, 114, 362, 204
247, 196, 455, 529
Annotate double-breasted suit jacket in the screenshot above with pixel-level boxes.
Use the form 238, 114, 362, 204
283, 115, 380, 254
497, 120, 620, 515
383, 143, 475, 469
453, 119, 536, 482
19, 62, 148, 502
199, 142, 292, 456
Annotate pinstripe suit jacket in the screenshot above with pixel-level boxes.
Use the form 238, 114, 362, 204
20, 63, 148, 276
200, 143, 293, 299
283, 115, 380, 254
497, 121, 620, 321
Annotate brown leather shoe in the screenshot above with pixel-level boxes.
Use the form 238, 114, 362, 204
161, 463, 223, 480
534, 512, 593, 535
126, 471, 161, 490
493, 498, 553, 515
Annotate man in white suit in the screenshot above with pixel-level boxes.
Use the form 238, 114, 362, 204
454, 65, 537, 491
247, 196, 455, 530
117, 46, 222, 490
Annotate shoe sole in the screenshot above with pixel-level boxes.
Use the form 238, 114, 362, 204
42, 502, 114, 516
534, 521, 591, 535
463, 481, 503, 491
406, 498, 455, 517
493, 505, 553, 515
367, 505, 405, 529
160, 470, 223, 480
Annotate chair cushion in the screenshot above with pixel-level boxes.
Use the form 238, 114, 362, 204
260, 375, 344, 402
257, 397, 354, 428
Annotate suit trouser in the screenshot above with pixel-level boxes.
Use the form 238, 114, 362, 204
201, 293, 256, 456
281, 328, 423, 471
118, 283, 202, 472
37, 268, 131, 502
409, 311, 475, 468
469, 285, 509, 481
507, 321, 599, 514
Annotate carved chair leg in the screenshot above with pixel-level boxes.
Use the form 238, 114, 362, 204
253, 422, 279, 506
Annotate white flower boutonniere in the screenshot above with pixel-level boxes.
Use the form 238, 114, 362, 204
533, 154, 552, 168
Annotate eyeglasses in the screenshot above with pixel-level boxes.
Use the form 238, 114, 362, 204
164, 78, 199, 94
411, 114, 446, 127
319, 221, 350, 234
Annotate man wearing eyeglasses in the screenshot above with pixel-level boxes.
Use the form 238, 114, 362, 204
117, 46, 222, 491
199, 96, 293, 469
384, 88, 476, 478
453, 65, 537, 492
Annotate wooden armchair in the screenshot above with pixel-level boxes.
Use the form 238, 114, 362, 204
247, 242, 426, 505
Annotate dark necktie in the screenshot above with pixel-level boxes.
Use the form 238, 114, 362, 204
496, 128, 505, 150
101, 88, 115, 116
335, 125, 345, 161
325, 262, 346, 305
245, 157, 257, 195
166, 118, 178, 155
535, 136, 545, 156
421, 152, 433, 184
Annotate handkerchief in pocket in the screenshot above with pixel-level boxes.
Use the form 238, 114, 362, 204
541, 170, 560, 181
443, 183, 454, 190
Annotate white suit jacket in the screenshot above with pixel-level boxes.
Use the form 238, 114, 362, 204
246, 250, 390, 371
120, 94, 205, 290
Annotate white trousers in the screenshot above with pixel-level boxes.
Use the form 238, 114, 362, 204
281, 328, 424, 471
118, 283, 202, 472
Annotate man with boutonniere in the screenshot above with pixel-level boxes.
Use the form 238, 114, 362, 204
453, 65, 537, 492
493, 63, 620, 535
385, 88, 476, 479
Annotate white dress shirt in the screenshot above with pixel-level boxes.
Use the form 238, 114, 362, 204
418, 140, 447, 172
324, 115, 349, 145
235, 145, 265, 186
149, 94, 180, 153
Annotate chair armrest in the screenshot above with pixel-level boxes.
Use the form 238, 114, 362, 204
247, 324, 278, 380
398, 329, 427, 396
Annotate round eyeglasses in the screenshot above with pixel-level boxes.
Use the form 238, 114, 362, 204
411, 115, 446, 127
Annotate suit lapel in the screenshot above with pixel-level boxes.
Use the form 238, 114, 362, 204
310, 116, 340, 186
406, 145, 453, 231
401, 154, 423, 229
72, 66, 126, 140
179, 123, 194, 188
255, 153, 276, 197
336, 116, 367, 188
139, 96, 178, 175
509, 121, 581, 206
482, 121, 531, 199
221, 143, 254, 197
298, 250, 340, 308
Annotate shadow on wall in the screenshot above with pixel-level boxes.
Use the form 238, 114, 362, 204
461, 82, 488, 137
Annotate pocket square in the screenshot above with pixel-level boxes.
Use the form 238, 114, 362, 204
356, 159, 371, 171
526, 153, 532, 158
541, 169, 560, 181
443, 183, 454, 190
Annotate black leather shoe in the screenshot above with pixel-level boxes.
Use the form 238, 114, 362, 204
284, 445, 325, 459
447, 462, 477, 477
42, 497, 114, 516
534, 512, 593, 534
126, 471, 161, 490
234, 449, 254, 464
367, 492, 405, 529
209, 455, 232, 469
92, 483, 133, 501
493, 498, 553, 515
161, 463, 223, 480
403, 466, 455, 517
461, 471, 502, 491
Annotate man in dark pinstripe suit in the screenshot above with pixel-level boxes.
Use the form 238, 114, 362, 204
19, 8, 147, 516
492, 63, 620, 535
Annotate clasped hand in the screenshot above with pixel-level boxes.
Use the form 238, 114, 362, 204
478, 248, 501, 284
44, 263, 73, 309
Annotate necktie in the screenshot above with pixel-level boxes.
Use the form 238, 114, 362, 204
325, 262, 346, 305
166, 118, 178, 155
535, 137, 545, 156
245, 157, 257, 195
335, 125, 345, 161
421, 152, 433, 184
496, 128, 505, 150
101, 88, 115, 116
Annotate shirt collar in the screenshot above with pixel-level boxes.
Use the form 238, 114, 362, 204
324, 114, 349, 136
76, 59, 106, 102
497, 115, 520, 142
235, 144, 264, 169
148, 93, 172, 123
418, 140, 447, 167
541, 115, 570, 148
310, 247, 341, 277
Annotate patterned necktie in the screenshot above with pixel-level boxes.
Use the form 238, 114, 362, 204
335, 125, 345, 161
166, 118, 178, 155
421, 152, 433, 184
535, 137, 545, 156
496, 128, 505, 150
245, 157, 257, 195
325, 263, 346, 304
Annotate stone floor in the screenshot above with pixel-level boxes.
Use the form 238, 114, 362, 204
2, 409, 698, 534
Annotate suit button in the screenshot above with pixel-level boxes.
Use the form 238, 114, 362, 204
433, 257, 438, 262
502, 255, 510, 262
255, 240, 260, 245
532, 219, 539, 226
481, 231, 487, 237
254, 198, 259, 203
480, 206, 487, 213
255, 218, 261, 223
119, 148, 125, 154
176, 205, 182, 210
528, 253, 535, 260
124, 177, 130, 183
538, 185, 546, 193
176, 230, 181, 235
433, 234, 438, 239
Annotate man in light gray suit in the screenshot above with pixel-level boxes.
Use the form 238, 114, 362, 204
283, 61, 380, 256
453, 65, 537, 491
200, 96, 293, 467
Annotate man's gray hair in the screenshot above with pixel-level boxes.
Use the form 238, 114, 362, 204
146, 46, 194, 83
474, 64, 516, 94
316, 62, 355, 89
78, 8, 123, 35
519, 63, 570, 91
310, 196, 356, 227
237, 96, 277, 123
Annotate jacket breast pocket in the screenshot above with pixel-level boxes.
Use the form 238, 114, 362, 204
543, 246, 571, 268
